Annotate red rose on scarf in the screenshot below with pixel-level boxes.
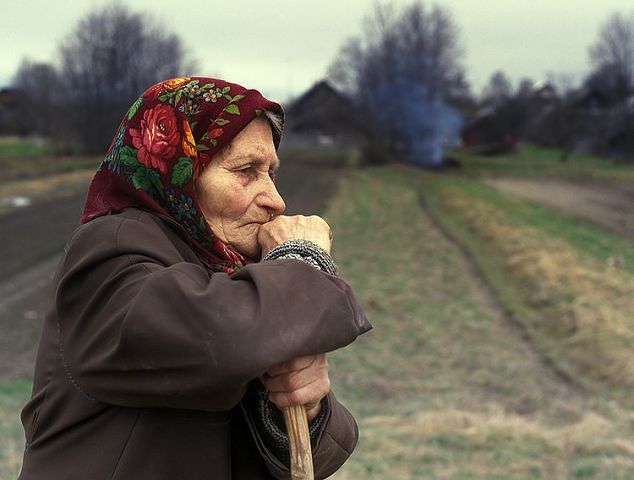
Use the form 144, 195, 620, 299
129, 105, 180, 173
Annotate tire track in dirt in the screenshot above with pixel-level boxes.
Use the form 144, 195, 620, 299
0, 193, 86, 379
485, 176, 634, 241
0, 193, 85, 279
418, 198, 588, 403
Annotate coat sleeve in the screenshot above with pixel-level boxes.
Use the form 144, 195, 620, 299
55, 213, 371, 411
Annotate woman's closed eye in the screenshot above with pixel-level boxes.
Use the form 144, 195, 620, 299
235, 165, 260, 180
235, 164, 277, 182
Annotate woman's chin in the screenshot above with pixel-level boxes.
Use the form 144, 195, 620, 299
218, 224, 262, 260
228, 239, 261, 261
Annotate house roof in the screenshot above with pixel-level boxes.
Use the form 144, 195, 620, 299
284, 80, 369, 135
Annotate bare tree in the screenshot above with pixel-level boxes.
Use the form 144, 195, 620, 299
328, 1, 467, 166
59, 4, 196, 152
481, 71, 513, 109
472, 73, 538, 152
588, 11, 634, 103
545, 72, 576, 99
9, 59, 64, 137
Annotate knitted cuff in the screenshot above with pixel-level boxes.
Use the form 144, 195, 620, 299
255, 388, 329, 465
263, 239, 338, 276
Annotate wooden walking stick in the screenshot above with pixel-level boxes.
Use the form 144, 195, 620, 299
283, 405, 314, 480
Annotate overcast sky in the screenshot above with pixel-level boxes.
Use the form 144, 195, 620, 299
2, 0, 634, 101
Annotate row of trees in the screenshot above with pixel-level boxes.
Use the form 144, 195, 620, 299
7, 4, 194, 152
471, 11, 634, 161
480, 11, 634, 108
4, 2, 634, 161
327, 4, 634, 164
489, 12, 633, 160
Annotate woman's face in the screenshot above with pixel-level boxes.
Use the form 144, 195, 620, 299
197, 118, 286, 259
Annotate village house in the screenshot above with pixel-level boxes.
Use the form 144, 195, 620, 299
282, 80, 368, 147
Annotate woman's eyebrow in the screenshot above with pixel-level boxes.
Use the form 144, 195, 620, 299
230, 154, 280, 170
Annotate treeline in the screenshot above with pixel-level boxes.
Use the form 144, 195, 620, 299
327, 4, 634, 164
469, 12, 634, 162
1, 2, 633, 163
1, 4, 195, 153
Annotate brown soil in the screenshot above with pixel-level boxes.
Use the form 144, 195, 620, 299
484, 176, 634, 240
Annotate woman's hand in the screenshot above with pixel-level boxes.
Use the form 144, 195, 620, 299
261, 354, 330, 422
258, 215, 332, 258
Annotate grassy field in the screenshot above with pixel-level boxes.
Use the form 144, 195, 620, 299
0, 137, 57, 158
452, 143, 634, 183
1, 145, 633, 478
0, 136, 99, 183
0, 136, 98, 215
0, 382, 31, 479
323, 148, 634, 478
417, 174, 633, 387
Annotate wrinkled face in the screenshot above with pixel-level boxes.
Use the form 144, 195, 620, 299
197, 118, 286, 259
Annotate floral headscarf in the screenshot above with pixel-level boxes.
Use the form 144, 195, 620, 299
82, 77, 284, 273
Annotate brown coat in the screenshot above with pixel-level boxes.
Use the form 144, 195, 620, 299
18, 209, 371, 479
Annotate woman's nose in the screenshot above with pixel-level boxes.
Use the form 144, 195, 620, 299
260, 177, 286, 215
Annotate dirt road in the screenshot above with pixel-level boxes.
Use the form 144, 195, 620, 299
485, 176, 634, 240
0, 158, 344, 379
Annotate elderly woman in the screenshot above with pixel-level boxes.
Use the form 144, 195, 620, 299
18, 77, 371, 480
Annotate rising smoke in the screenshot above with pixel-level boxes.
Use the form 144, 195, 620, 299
369, 81, 463, 167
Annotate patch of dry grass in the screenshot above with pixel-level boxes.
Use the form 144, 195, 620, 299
334, 408, 634, 480
0, 153, 99, 184
0, 169, 93, 199
0, 168, 94, 216
323, 168, 634, 479
425, 177, 634, 388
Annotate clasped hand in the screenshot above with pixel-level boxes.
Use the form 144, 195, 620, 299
260, 354, 330, 422
258, 214, 332, 259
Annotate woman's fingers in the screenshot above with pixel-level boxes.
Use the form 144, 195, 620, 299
258, 215, 332, 257
264, 355, 327, 392
267, 374, 330, 409
262, 354, 330, 421
268, 375, 330, 422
